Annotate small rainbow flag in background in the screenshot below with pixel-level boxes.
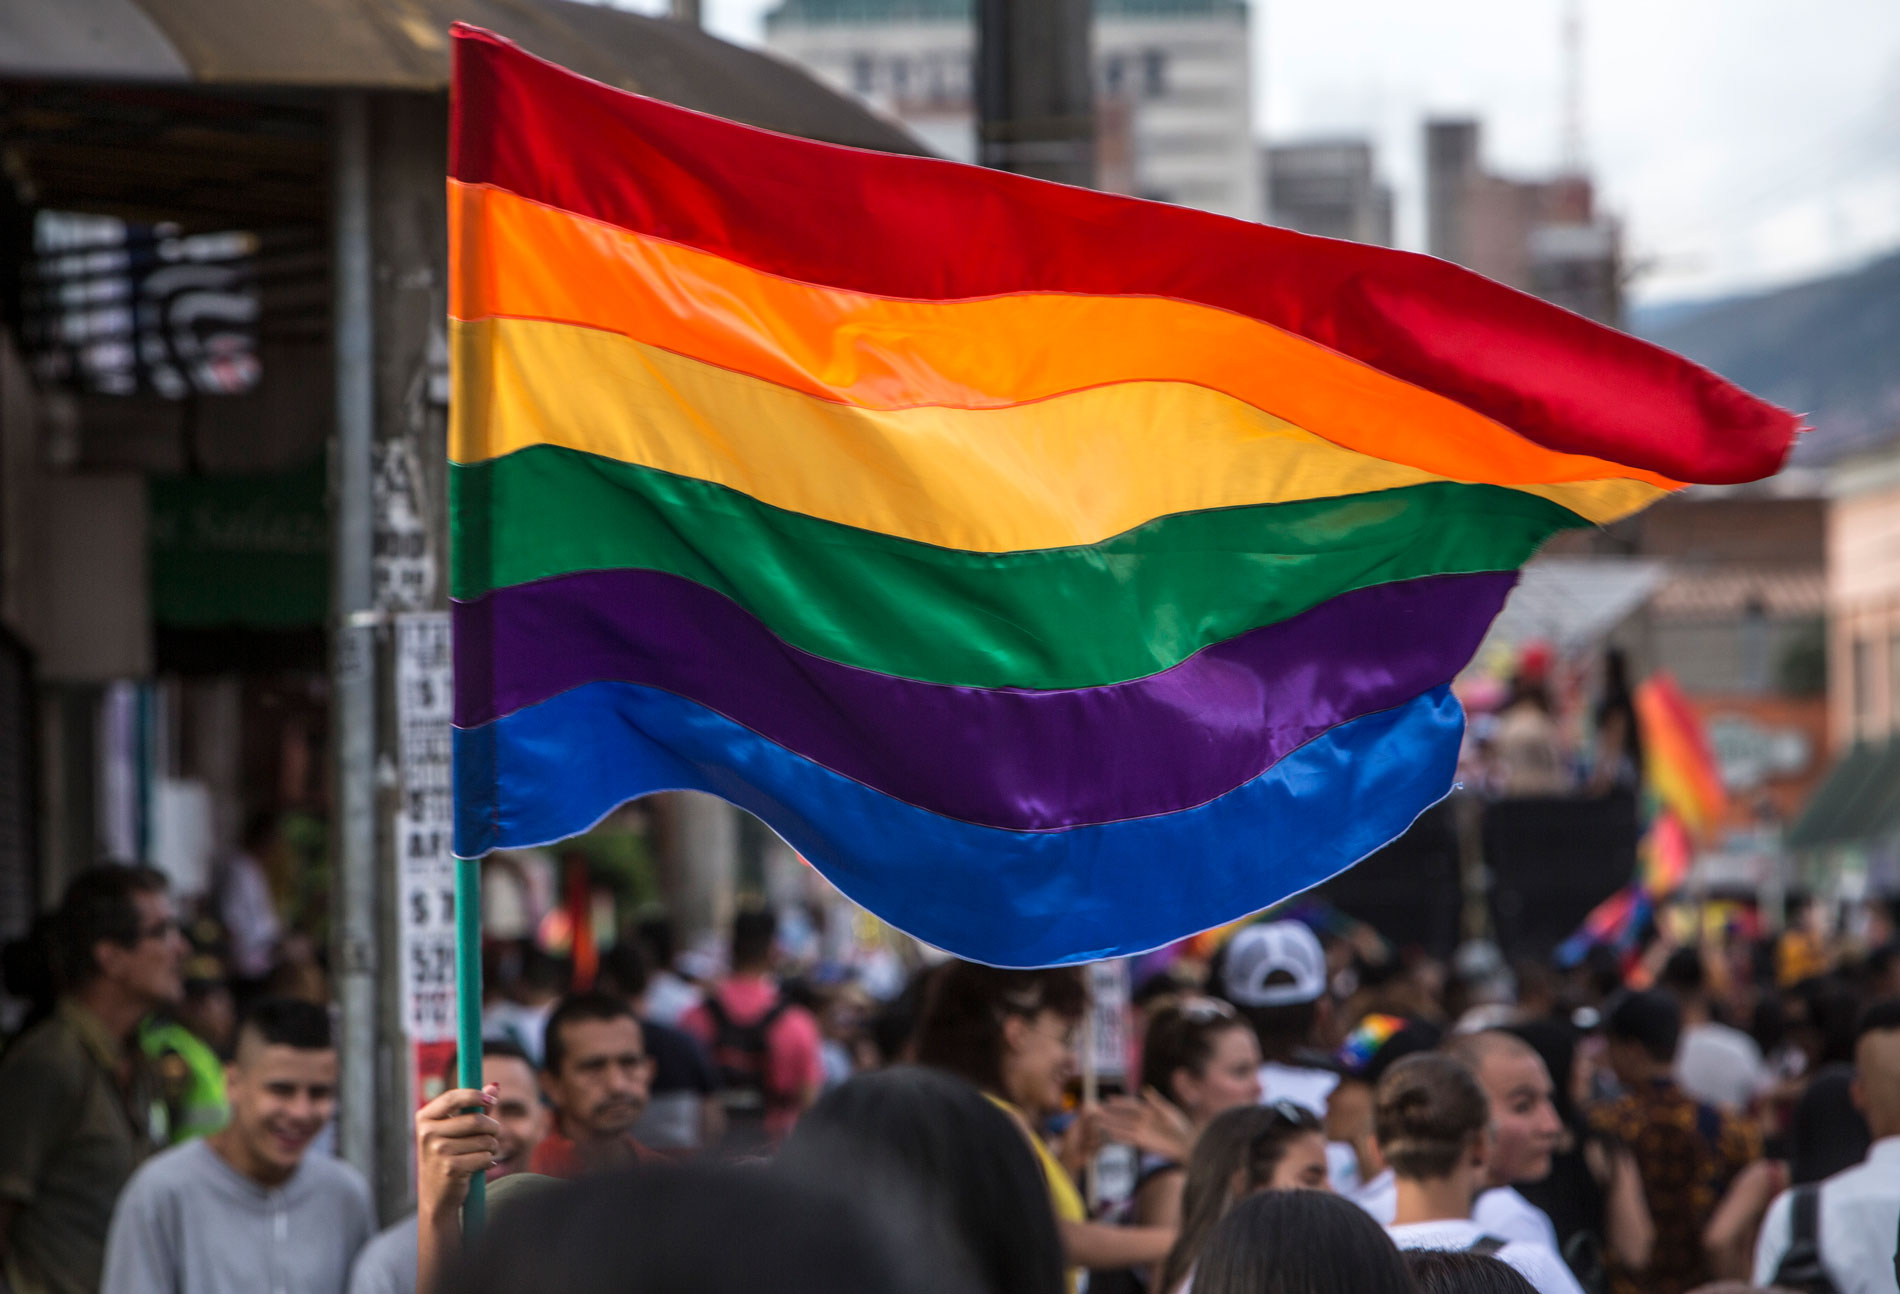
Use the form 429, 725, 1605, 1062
1635, 672, 1729, 838
447, 29, 1798, 967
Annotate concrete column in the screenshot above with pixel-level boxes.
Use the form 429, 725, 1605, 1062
331, 88, 452, 1221
655, 791, 738, 955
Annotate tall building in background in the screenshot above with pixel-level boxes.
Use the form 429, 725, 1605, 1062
763, 0, 1258, 221
1423, 118, 1623, 326
1263, 139, 1393, 245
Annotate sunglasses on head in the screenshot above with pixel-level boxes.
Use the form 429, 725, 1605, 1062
1174, 997, 1238, 1024
1258, 1098, 1318, 1132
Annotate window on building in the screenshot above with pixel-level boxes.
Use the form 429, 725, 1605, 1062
1142, 49, 1167, 97
891, 56, 910, 97
1854, 636, 1874, 734
852, 53, 875, 95
1103, 53, 1126, 95
1740, 598, 1769, 693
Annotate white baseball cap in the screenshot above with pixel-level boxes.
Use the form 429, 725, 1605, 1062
1219, 920, 1327, 1007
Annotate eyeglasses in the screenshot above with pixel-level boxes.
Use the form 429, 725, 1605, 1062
1027, 1017, 1080, 1050
132, 918, 181, 943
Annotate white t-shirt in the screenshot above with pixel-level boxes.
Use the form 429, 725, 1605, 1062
1354, 1177, 1561, 1257
1676, 1021, 1767, 1110
1473, 1186, 1563, 1254
1352, 1168, 1398, 1223
1752, 1137, 1900, 1294
1386, 1219, 1586, 1294
1257, 1061, 1339, 1116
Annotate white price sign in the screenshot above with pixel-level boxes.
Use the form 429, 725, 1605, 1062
395, 613, 457, 1045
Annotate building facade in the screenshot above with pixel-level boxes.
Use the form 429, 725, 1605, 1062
1829, 452, 1900, 748
1262, 139, 1392, 245
1424, 118, 1623, 326
764, 0, 1259, 220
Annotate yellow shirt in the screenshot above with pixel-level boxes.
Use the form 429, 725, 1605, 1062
985, 1094, 1085, 1290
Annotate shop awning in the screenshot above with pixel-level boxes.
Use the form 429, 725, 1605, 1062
1786, 739, 1900, 850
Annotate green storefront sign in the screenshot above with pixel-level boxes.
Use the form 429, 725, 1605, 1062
149, 460, 328, 627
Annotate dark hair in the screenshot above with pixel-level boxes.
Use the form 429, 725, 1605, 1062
442, 1038, 537, 1085
1158, 1102, 1326, 1294
1794, 977, 1865, 1067
1659, 947, 1706, 996
914, 962, 1086, 1096
241, 810, 278, 853
1605, 989, 1682, 1063
1140, 998, 1252, 1107
1375, 1053, 1489, 1181
1504, 1019, 1580, 1127
1581, 944, 1624, 1003
1866, 941, 1900, 982
544, 991, 639, 1076
1405, 1250, 1537, 1294
779, 1067, 1064, 1294
1194, 1190, 1416, 1294
1857, 998, 1900, 1042
597, 941, 649, 1002
238, 998, 332, 1051
635, 915, 676, 971
731, 907, 777, 971
463, 1164, 975, 1294
56, 864, 170, 989
519, 946, 569, 995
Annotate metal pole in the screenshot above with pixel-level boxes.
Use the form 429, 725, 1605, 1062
456, 856, 485, 1237
976, 0, 1096, 188
330, 90, 380, 1185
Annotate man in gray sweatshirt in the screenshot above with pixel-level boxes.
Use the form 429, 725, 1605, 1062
101, 998, 375, 1294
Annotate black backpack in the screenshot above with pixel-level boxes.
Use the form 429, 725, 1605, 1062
1771, 1185, 1841, 1294
704, 994, 789, 1154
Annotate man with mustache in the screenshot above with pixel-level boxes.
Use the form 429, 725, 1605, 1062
101, 998, 375, 1294
529, 991, 662, 1177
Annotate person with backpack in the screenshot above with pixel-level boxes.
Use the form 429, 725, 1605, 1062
1753, 1000, 1900, 1294
1376, 1053, 1587, 1294
681, 908, 822, 1154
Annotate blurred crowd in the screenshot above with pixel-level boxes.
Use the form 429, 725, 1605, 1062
5, 853, 1900, 1294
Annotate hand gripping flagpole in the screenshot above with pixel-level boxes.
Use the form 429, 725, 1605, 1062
456, 856, 486, 1241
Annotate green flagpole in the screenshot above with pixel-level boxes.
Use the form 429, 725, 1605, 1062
456, 855, 486, 1241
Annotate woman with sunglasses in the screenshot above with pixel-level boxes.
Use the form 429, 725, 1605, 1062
915, 961, 1176, 1287
1126, 999, 1266, 1237
1155, 1100, 1333, 1294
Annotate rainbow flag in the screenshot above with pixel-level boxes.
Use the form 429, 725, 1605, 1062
447, 29, 1797, 966
1639, 808, 1695, 896
1635, 673, 1729, 837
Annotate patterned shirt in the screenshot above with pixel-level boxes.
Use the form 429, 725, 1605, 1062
1588, 1076, 1760, 1294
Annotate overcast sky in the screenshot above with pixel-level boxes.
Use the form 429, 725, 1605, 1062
621, 0, 1900, 305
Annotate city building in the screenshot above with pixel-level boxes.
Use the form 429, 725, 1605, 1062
1262, 139, 1392, 245
1424, 118, 1623, 326
1785, 447, 1900, 894
763, 0, 1260, 220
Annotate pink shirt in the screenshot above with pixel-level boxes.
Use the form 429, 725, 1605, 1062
681, 977, 823, 1141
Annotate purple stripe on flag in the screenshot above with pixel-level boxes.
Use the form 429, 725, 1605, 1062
453, 568, 1511, 830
